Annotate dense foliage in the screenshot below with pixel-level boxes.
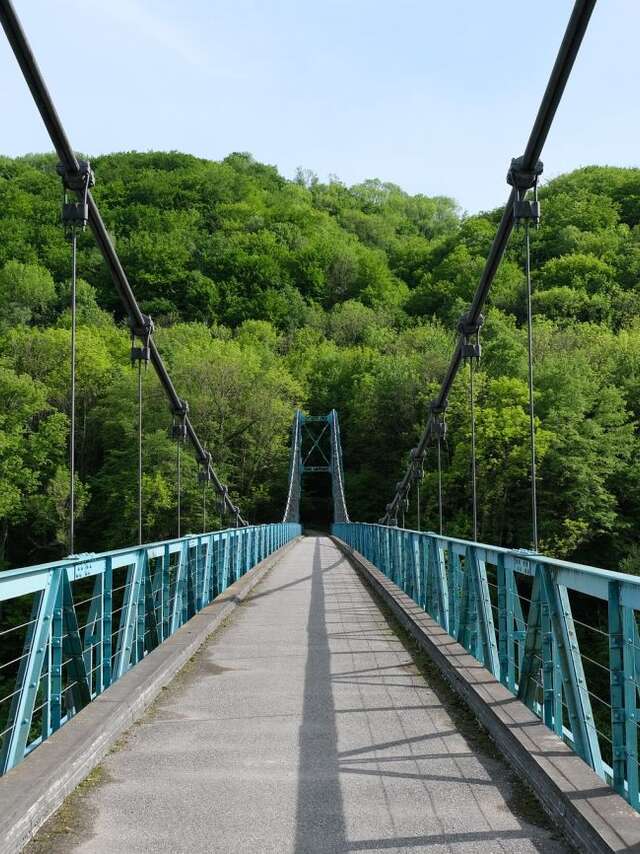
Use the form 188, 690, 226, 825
1, 152, 639, 573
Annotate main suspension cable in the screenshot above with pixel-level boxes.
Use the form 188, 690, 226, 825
376, 0, 596, 527
0, 1, 249, 526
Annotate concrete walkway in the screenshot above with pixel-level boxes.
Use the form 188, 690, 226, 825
36, 536, 569, 853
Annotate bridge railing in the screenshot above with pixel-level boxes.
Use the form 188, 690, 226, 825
0, 522, 300, 776
333, 521, 640, 812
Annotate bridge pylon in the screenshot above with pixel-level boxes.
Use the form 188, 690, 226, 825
282, 410, 349, 524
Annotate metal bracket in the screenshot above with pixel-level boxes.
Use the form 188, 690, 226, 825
130, 314, 154, 365
410, 447, 424, 481
198, 452, 212, 483
457, 313, 484, 362
429, 400, 448, 441
56, 160, 95, 232
507, 155, 543, 227
171, 400, 189, 441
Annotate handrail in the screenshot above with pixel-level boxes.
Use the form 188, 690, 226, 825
0, 523, 301, 774
333, 521, 640, 812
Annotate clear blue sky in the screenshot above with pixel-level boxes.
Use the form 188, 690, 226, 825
1, 1, 638, 213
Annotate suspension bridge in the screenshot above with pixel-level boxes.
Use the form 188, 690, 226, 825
1, 0, 640, 851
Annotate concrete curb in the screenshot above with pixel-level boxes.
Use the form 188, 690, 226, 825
333, 536, 640, 854
0, 537, 302, 854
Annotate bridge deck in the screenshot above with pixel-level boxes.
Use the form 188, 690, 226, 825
32, 536, 568, 853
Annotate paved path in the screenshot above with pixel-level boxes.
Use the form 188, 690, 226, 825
44, 536, 568, 853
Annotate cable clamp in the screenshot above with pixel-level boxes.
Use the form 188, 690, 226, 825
57, 160, 95, 232
507, 156, 543, 227
410, 447, 424, 481
171, 400, 189, 441
130, 314, 154, 365
457, 313, 484, 362
198, 451, 212, 483
429, 400, 448, 440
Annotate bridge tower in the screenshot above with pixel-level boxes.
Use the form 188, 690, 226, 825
282, 410, 349, 525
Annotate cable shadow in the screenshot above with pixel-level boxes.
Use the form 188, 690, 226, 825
294, 537, 348, 854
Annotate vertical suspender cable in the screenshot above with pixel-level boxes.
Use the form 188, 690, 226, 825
172, 402, 188, 539
176, 439, 181, 539
58, 158, 93, 554
469, 358, 479, 542
416, 479, 421, 532
525, 222, 539, 550
509, 160, 542, 551
131, 318, 151, 546
202, 483, 207, 534
137, 360, 143, 545
69, 227, 77, 553
437, 436, 444, 536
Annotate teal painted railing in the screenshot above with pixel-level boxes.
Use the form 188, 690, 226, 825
0, 523, 300, 774
333, 522, 640, 811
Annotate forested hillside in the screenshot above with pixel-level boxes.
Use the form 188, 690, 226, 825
1, 151, 640, 572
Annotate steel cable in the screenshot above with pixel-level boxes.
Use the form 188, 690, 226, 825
437, 436, 444, 536
69, 227, 77, 553
469, 359, 479, 541
176, 440, 181, 539
524, 222, 539, 550
137, 359, 143, 545
378, 0, 596, 525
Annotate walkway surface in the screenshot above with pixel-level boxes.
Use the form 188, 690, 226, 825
34, 536, 569, 853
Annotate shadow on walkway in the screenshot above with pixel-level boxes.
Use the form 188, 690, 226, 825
295, 537, 348, 853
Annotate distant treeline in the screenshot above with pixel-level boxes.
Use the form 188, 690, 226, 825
1, 152, 639, 572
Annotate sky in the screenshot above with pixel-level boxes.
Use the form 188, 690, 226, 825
1, 1, 639, 214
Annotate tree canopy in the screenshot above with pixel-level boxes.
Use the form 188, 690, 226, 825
1, 151, 639, 573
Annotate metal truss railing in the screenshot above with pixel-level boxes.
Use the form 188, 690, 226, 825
333, 522, 640, 812
0, 523, 300, 775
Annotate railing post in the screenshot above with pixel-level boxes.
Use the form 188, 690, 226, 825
135, 551, 146, 663
50, 572, 64, 734
467, 546, 499, 678
539, 566, 603, 776
497, 554, 509, 688
0, 571, 60, 773
102, 556, 113, 690
429, 538, 449, 632
161, 544, 170, 641
624, 606, 639, 807
541, 592, 561, 735
609, 581, 626, 796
